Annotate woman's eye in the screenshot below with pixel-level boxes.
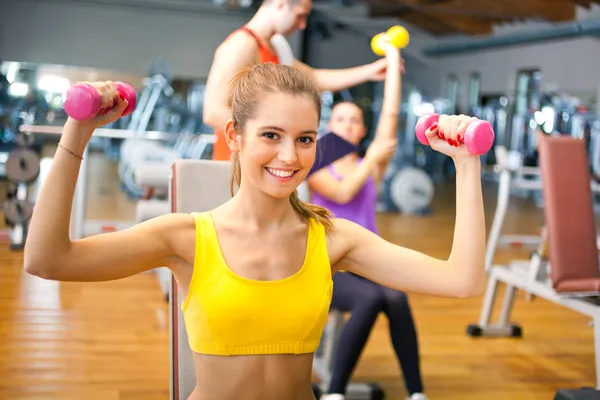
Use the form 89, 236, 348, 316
298, 136, 315, 144
263, 132, 278, 139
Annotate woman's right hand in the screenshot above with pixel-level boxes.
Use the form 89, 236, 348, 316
66, 81, 130, 140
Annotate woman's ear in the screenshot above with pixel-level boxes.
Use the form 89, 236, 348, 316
224, 119, 241, 153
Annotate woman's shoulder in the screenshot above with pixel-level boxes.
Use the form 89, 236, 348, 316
320, 217, 372, 265
157, 211, 197, 222
149, 212, 198, 234
327, 217, 363, 232
318, 217, 363, 239
149, 213, 203, 255
323, 217, 377, 245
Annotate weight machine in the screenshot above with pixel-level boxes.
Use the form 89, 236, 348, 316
118, 65, 176, 198
484, 143, 600, 273
117, 58, 215, 201
469, 134, 600, 395
470, 95, 509, 169
380, 89, 452, 215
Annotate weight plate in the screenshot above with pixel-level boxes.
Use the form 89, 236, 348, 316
3, 198, 35, 225
5, 148, 41, 184
15, 133, 35, 147
390, 167, 435, 214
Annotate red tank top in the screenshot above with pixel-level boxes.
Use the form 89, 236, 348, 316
212, 27, 280, 161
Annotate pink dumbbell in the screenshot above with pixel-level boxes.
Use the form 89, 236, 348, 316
415, 113, 495, 155
64, 82, 137, 121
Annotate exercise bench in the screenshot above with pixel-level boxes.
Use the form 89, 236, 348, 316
168, 159, 232, 399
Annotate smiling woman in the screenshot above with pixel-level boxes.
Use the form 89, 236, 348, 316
224, 63, 333, 229
23, 62, 486, 400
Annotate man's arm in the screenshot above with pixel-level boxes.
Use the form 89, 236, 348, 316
203, 32, 259, 131
292, 58, 383, 92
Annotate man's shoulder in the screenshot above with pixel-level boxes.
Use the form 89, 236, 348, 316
219, 29, 259, 51
213, 31, 260, 65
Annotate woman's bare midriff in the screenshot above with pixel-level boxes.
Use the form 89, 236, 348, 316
187, 353, 317, 400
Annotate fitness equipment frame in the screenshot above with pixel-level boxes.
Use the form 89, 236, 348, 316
133, 132, 216, 224
485, 145, 600, 272
19, 124, 212, 239
127, 73, 173, 133
313, 309, 384, 399
469, 135, 600, 390
168, 160, 232, 400
168, 159, 384, 400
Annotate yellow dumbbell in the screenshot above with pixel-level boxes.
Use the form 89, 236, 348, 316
371, 25, 410, 56
387, 25, 410, 49
371, 33, 388, 56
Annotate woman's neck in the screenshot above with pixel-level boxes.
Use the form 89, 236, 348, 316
227, 183, 298, 230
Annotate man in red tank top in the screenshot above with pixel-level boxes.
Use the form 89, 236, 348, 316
203, 0, 392, 161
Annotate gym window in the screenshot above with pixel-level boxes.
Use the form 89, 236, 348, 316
515, 69, 542, 115
468, 73, 480, 110
445, 74, 458, 113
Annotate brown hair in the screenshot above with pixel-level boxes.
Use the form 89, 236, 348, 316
227, 63, 333, 229
331, 100, 366, 122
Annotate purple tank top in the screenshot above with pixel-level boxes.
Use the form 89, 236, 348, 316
310, 162, 379, 234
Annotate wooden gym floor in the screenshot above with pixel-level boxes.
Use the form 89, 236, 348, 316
0, 149, 595, 400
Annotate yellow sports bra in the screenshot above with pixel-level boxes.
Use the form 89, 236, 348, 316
181, 212, 333, 356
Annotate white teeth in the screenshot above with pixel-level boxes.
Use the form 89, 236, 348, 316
267, 168, 294, 178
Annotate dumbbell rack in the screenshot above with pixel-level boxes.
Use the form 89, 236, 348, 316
4, 183, 33, 249
2, 132, 41, 250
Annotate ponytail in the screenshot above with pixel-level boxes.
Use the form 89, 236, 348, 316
289, 189, 333, 230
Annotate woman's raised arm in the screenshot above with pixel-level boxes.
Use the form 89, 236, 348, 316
371, 40, 403, 176
24, 82, 191, 282
330, 115, 486, 298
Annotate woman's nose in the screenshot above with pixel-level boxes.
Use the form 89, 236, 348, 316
277, 141, 298, 164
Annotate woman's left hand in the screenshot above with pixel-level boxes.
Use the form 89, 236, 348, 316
424, 114, 480, 160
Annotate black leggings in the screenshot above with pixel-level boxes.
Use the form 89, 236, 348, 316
327, 272, 424, 395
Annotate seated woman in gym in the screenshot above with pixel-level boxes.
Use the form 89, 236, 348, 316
307, 36, 427, 400
24, 62, 486, 400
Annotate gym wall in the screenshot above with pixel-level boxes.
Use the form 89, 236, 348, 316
427, 37, 600, 113
422, 4, 600, 112
1, 0, 435, 89
0, 0, 303, 79
3, 0, 598, 107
